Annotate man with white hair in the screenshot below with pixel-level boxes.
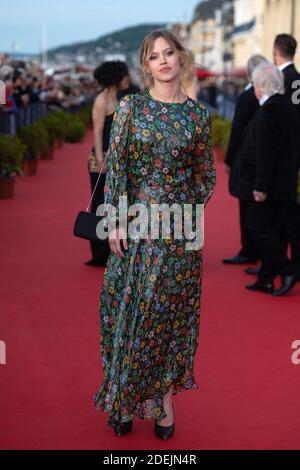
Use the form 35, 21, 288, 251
249, 63, 300, 295
230, 63, 299, 295
223, 54, 268, 267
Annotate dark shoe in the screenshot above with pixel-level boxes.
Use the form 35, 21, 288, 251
223, 255, 257, 265
85, 258, 107, 267
246, 280, 274, 294
108, 419, 133, 437
272, 275, 298, 297
245, 267, 261, 275
154, 405, 175, 440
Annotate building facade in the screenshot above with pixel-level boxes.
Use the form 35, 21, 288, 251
231, 0, 300, 69
231, 0, 264, 68
188, 0, 300, 73
261, 0, 300, 69
188, 0, 224, 72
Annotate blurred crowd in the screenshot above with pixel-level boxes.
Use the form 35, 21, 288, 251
0, 53, 95, 113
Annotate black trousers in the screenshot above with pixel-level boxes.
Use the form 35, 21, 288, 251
246, 200, 291, 282
280, 201, 300, 272
238, 199, 260, 259
89, 171, 111, 264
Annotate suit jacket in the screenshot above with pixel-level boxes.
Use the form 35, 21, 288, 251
229, 94, 299, 201
225, 86, 260, 167
282, 63, 300, 121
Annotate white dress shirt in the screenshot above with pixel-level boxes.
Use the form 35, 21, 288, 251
259, 95, 271, 106
278, 61, 293, 72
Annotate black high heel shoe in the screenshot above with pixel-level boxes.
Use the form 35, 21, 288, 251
107, 418, 133, 437
154, 405, 175, 440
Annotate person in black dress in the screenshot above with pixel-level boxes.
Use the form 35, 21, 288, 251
86, 62, 129, 266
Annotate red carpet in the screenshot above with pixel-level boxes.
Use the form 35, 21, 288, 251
0, 129, 300, 450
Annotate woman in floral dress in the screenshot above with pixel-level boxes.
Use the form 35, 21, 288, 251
93, 30, 216, 439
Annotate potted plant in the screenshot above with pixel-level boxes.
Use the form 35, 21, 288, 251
18, 125, 40, 175
39, 115, 58, 159
0, 135, 25, 199
212, 116, 232, 162
222, 119, 232, 154
65, 120, 86, 143
51, 111, 70, 148
39, 115, 57, 158
42, 113, 68, 151
76, 105, 92, 129
33, 122, 50, 160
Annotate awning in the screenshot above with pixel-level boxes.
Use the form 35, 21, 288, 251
225, 67, 247, 78
196, 69, 217, 79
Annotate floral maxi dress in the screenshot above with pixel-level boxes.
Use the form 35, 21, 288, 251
93, 89, 216, 423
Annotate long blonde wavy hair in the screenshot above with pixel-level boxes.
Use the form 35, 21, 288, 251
140, 29, 195, 93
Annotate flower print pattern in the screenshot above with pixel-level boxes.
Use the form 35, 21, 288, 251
93, 89, 216, 423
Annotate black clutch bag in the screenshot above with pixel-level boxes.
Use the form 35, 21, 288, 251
73, 211, 103, 242
73, 153, 108, 242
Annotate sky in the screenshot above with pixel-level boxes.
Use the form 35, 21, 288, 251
0, 0, 201, 53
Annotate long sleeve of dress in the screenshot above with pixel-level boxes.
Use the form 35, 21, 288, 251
103, 94, 134, 230
194, 106, 216, 206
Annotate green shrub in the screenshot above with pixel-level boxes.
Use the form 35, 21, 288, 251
40, 113, 66, 145
77, 105, 92, 128
64, 121, 86, 143
33, 122, 50, 155
212, 116, 232, 149
40, 109, 90, 144
211, 111, 220, 121
18, 125, 40, 160
212, 119, 225, 148
0, 135, 26, 179
222, 119, 232, 149
18, 123, 50, 160
50, 110, 72, 132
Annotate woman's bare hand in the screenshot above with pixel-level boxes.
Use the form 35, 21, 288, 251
96, 153, 107, 173
98, 160, 107, 173
109, 227, 128, 259
253, 190, 267, 202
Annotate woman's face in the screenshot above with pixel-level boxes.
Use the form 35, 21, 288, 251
146, 37, 182, 84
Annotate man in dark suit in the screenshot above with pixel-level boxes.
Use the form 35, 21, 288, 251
273, 34, 300, 283
230, 63, 299, 296
223, 55, 268, 266
274, 34, 300, 118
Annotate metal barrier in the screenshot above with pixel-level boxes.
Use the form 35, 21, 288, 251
0, 100, 92, 136
0, 102, 48, 135
197, 95, 236, 120
217, 98, 236, 120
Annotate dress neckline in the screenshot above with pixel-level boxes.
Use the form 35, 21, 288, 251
145, 88, 189, 105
